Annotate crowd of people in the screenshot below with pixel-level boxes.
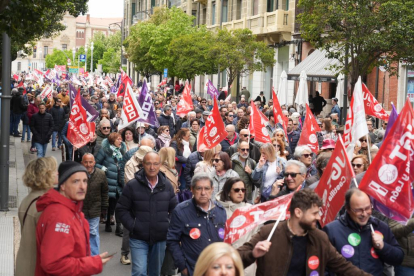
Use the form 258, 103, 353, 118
13, 76, 414, 276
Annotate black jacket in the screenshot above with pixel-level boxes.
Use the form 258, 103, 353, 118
74, 141, 101, 163
30, 112, 54, 144
287, 130, 300, 154
49, 105, 66, 131
11, 93, 27, 114
171, 141, 187, 174
115, 169, 178, 244
183, 151, 203, 188
157, 114, 176, 137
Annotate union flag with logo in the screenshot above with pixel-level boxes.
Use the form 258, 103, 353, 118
250, 100, 271, 143
359, 99, 414, 220
362, 83, 389, 121
272, 88, 288, 138
297, 104, 321, 153
176, 81, 194, 117
197, 98, 227, 152
67, 89, 95, 149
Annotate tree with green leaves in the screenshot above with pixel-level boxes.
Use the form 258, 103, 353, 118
98, 48, 121, 73
211, 28, 276, 94
124, 6, 196, 77
298, 0, 414, 89
168, 26, 217, 80
45, 49, 72, 68
0, 0, 87, 77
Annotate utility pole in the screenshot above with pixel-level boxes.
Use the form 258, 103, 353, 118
0, 32, 11, 211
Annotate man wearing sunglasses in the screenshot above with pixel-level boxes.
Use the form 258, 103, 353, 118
96, 119, 112, 147
287, 118, 300, 154
324, 189, 403, 276
268, 160, 307, 200
228, 129, 261, 162
231, 141, 257, 202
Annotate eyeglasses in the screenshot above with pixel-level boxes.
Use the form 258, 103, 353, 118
351, 205, 373, 215
276, 134, 284, 137
352, 163, 363, 168
155, 102, 159, 104
201, 101, 206, 104
242, 134, 252, 137
194, 186, 212, 192
273, 144, 280, 148
233, 188, 246, 193
212, 159, 221, 163
285, 172, 299, 178
228, 115, 234, 117
359, 139, 367, 142
102, 127, 111, 130
239, 148, 249, 152
293, 123, 298, 126
302, 153, 312, 158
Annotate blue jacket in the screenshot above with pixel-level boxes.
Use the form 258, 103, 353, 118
323, 213, 403, 276
167, 199, 227, 276
287, 130, 300, 154
183, 151, 203, 189
331, 104, 341, 119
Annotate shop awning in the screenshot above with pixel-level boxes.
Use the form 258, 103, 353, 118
288, 49, 340, 82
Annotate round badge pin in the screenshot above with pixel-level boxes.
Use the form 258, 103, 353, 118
371, 247, 379, 259
348, 233, 361, 246
218, 228, 225, 239
189, 228, 201, 239
308, 256, 320, 270
341, 245, 355, 258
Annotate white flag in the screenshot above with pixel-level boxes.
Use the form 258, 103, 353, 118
40, 85, 53, 99
346, 77, 369, 159
117, 82, 144, 131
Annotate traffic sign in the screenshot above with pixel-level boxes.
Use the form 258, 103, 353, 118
164, 68, 168, 78
80, 55, 86, 62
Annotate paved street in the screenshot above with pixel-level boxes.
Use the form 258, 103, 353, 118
18, 139, 131, 275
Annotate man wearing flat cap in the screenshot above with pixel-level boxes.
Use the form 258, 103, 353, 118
35, 161, 112, 275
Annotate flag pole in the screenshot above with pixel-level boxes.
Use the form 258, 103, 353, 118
366, 134, 372, 163
267, 209, 285, 242
352, 177, 359, 188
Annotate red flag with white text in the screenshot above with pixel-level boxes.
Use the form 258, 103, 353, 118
359, 99, 414, 220
297, 104, 321, 153
362, 83, 389, 121
314, 136, 355, 227
67, 89, 95, 148
117, 75, 132, 97
224, 192, 293, 244
250, 101, 271, 143
176, 81, 194, 117
117, 81, 144, 131
272, 88, 288, 138
39, 85, 53, 99
197, 98, 228, 152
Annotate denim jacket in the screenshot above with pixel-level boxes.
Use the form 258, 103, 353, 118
251, 158, 285, 201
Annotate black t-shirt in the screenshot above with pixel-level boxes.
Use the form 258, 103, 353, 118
287, 235, 308, 276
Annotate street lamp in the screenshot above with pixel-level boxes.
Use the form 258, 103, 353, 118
108, 21, 123, 68
90, 42, 94, 73
38, 49, 42, 70
85, 44, 88, 72
72, 47, 76, 67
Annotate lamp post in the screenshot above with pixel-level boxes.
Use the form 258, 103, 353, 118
38, 49, 42, 70
108, 21, 123, 67
85, 44, 88, 72
72, 47, 76, 67
90, 42, 94, 73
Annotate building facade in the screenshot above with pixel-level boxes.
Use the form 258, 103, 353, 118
12, 13, 122, 74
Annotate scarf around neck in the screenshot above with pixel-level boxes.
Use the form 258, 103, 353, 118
109, 144, 123, 162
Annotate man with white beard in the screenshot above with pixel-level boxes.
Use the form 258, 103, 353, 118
231, 141, 257, 202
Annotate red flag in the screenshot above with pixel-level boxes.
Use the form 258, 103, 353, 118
197, 98, 228, 151
272, 88, 288, 139
17, 81, 27, 95
362, 83, 389, 121
117, 75, 132, 97
359, 99, 414, 220
342, 97, 354, 148
39, 85, 53, 99
158, 78, 167, 87
105, 75, 114, 86
314, 135, 355, 227
224, 191, 294, 244
13, 74, 19, 81
67, 89, 95, 148
176, 81, 194, 117
297, 104, 321, 153
250, 101, 271, 143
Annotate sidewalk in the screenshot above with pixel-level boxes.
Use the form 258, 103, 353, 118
0, 137, 30, 276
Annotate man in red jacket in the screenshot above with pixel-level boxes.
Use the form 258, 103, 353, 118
35, 161, 112, 276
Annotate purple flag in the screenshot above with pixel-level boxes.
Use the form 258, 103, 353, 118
69, 83, 99, 122
384, 103, 398, 139
115, 74, 121, 90
110, 85, 117, 94
52, 74, 61, 86
372, 189, 414, 224
206, 79, 219, 99
136, 79, 159, 127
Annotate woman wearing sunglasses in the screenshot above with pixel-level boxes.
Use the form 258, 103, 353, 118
216, 177, 258, 275
351, 155, 369, 175
293, 145, 317, 178
155, 125, 171, 151
274, 129, 291, 158
211, 151, 239, 196
356, 136, 378, 159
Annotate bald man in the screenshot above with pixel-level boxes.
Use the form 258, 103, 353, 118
220, 125, 239, 153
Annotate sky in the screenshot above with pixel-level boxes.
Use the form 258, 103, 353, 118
87, 0, 124, 18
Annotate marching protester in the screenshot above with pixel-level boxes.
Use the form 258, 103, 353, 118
324, 189, 404, 275
116, 152, 177, 276
211, 151, 239, 196
167, 173, 227, 276
30, 102, 54, 157
237, 189, 371, 276
35, 161, 112, 275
